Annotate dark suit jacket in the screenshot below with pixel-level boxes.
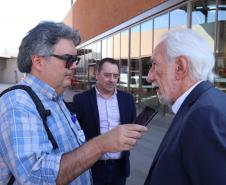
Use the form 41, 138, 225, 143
73, 87, 136, 177
144, 81, 226, 185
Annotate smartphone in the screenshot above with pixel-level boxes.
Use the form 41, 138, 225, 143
134, 106, 157, 126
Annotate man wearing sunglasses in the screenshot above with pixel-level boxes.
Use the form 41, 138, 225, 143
0, 21, 147, 185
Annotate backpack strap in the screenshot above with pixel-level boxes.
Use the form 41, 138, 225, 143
0, 85, 58, 185
7, 176, 15, 185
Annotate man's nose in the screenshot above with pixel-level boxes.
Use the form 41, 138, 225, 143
146, 69, 154, 83
70, 62, 77, 70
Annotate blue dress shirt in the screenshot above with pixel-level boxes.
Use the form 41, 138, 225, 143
0, 74, 91, 185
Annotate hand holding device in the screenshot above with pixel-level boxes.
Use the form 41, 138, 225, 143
134, 106, 157, 126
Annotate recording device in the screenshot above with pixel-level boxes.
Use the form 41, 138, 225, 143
134, 106, 157, 126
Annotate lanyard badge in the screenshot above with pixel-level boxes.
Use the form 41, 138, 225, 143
71, 114, 86, 143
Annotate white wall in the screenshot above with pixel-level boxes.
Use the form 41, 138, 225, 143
0, 58, 24, 83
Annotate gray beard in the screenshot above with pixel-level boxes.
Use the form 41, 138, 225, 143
157, 94, 173, 106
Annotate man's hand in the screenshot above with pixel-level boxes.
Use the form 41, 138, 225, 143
57, 124, 147, 185
95, 124, 148, 153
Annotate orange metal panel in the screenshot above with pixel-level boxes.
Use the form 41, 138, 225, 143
69, 0, 166, 43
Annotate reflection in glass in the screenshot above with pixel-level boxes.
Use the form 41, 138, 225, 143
192, 0, 215, 52
153, 13, 169, 112
86, 44, 93, 62
130, 25, 140, 103
170, 6, 187, 29
154, 13, 169, 47
140, 57, 159, 108
130, 59, 140, 103
113, 33, 120, 59
119, 59, 129, 92
215, 0, 226, 92
102, 39, 107, 59
131, 25, 140, 58
119, 30, 129, 91
121, 30, 129, 59
96, 41, 101, 60
92, 43, 97, 60
88, 63, 96, 88
140, 20, 158, 108
74, 48, 89, 90
141, 20, 153, 56
218, 2, 226, 21
107, 36, 113, 58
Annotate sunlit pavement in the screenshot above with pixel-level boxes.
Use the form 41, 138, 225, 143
127, 113, 173, 185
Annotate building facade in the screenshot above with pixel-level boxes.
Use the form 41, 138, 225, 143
65, 0, 226, 109
0, 57, 23, 84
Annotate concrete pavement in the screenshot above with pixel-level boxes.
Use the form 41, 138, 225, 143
126, 113, 173, 185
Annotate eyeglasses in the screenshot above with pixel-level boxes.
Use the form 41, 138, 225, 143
50, 54, 80, 68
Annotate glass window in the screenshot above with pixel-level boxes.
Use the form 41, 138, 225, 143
91, 42, 97, 60
113, 33, 120, 59
153, 13, 169, 48
218, 2, 226, 21
215, 0, 226, 92
191, 0, 216, 52
121, 30, 129, 59
140, 57, 159, 109
119, 30, 129, 91
141, 19, 153, 56
131, 25, 140, 58
85, 45, 92, 62
130, 25, 141, 103
140, 19, 157, 107
107, 36, 113, 58
88, 63, 96, 88
73, 47, 89, 90
130, 58, 140, 103
170, 5, 187, 29
119, 59, 129, 92
102, 39, 107, 59
96, 41, 101, 60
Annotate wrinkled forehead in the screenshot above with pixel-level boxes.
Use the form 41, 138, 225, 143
152, 43, 167, 61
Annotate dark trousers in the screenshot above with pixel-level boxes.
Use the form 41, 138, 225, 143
92, 159, 127, 185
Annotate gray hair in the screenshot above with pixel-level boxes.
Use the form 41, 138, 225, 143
159, 28, 215, 83
17, 21, 81, 73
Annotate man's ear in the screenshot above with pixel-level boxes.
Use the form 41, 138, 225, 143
175, 56, 189, 80
31, 55, 44, 71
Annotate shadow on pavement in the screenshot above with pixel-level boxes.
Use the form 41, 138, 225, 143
127, 113, 174, 185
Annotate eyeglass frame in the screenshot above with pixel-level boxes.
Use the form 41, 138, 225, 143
46, 54, 80, 69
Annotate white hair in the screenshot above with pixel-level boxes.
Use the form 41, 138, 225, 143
159, 28, 216, 83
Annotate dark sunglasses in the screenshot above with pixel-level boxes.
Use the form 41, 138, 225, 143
50, 54, 80, 68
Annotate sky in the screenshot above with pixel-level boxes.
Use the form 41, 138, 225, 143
0, 0, 72, 57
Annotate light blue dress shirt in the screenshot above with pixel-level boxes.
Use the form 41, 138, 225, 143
0, 74, 91, 185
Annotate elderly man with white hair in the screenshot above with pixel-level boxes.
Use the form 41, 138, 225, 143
144, 29, 226, 185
